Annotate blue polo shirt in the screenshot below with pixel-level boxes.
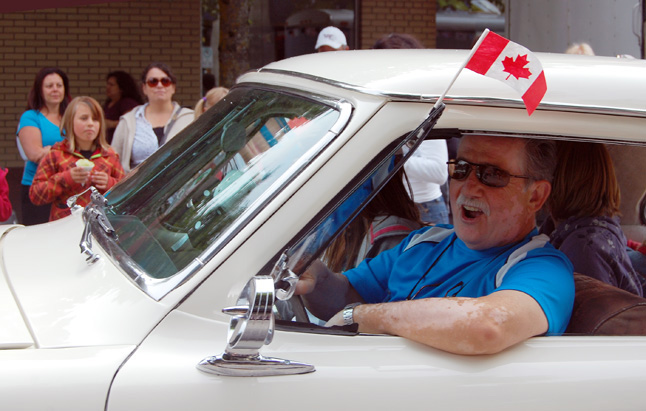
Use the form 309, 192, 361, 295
344, 225, 575, 335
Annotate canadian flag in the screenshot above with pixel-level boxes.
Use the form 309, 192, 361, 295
465, 30, 547, 115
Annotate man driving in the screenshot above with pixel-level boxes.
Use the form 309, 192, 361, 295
295, 135, 575, 355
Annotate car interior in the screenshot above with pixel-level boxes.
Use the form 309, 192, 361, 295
568, 143, 646, 335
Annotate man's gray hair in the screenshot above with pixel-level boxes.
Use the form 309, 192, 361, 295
523, 138, 557, 183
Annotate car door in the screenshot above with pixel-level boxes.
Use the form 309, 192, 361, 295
107, 101, 646, 410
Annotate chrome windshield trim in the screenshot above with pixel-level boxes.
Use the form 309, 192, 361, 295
257, 68, 646, 118
92, 214, 206, 301
191, 96, 353, 272
96, 90, 353, 301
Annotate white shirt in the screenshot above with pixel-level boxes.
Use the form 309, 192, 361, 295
403, 139, 448, 203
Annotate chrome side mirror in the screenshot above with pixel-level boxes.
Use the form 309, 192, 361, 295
197, 274, 315, 377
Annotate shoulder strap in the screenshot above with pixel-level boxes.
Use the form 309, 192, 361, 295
495, 233, 550, 287
404, 226, 454, 252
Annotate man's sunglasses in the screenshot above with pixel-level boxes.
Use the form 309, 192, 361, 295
146, 77, 173, 87
447, 159, 532, 188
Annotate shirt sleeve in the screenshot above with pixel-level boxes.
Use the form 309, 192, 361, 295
28, 151, 74, 206
344, 229, 424, 303
105, 152, 126, 191
496, 248, 575, 335
111, 119, 131, 172
17, 110, 39, 134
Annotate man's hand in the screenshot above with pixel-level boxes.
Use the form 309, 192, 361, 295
324, 310, 344, 327
293, 268, 316, 296
294, 259, 363, 321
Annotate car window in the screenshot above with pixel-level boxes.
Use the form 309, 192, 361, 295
272, 134, 646, 337
102, 87, 346, 292
272, 131, 440, 325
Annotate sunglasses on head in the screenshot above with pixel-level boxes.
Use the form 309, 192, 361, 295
146, 77, 173, 87
447, 159, 532, 188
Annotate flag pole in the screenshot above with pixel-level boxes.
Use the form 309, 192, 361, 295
433, 28, 491, 110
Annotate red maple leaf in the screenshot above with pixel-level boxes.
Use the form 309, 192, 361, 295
502, 54, 532, 80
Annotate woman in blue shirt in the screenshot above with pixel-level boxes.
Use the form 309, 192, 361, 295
17, 67, 72, 225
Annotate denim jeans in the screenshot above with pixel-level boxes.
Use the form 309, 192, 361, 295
416, 197, 449, 225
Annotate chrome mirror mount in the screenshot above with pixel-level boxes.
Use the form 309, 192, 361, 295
197, 275, 315, 377
70, 187, 116, 265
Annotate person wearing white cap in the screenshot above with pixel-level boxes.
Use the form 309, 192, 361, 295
315, 26, 349, 52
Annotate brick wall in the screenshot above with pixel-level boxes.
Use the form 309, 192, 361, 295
360, 0, 437, 49
0, 0, 201, 168
0, 0, 437, 219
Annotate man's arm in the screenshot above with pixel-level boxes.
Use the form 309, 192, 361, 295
295, 259, 364, 321
328, 289, 548, 355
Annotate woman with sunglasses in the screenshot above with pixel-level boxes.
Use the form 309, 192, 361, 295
112, 62, 193, 173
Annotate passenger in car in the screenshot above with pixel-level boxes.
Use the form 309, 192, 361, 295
543, 141, 643, 296
323, 167, 423, 273
295, 136, 575, 355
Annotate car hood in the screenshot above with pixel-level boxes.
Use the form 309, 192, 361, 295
0, 211, 171, 349
0, 225, 35, 349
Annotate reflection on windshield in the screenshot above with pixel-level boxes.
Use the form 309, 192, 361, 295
105, 87, 340, 279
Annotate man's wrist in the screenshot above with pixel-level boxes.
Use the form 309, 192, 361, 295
342, 302, 362, 325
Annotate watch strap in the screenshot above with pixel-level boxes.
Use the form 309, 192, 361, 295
342, 302, 361, 326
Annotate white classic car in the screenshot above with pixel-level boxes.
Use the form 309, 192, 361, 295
2, 49, 646, 410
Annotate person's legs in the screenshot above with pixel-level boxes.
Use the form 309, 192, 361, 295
21, 184, 50, 225
416, 197, 449, 225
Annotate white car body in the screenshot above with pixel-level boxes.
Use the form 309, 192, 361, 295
1, 50, 646, 410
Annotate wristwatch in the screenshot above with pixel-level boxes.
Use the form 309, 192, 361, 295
342, 302, 362, 326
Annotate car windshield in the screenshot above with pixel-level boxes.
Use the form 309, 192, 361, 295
101, 87, 344, 293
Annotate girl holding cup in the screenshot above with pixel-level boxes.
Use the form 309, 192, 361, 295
29, 96, 125, 221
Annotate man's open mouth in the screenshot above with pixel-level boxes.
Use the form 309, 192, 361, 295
462, 205, 484, 219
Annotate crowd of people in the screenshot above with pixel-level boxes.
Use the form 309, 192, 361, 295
7, 26, 646, 354
13, 62, 230, 225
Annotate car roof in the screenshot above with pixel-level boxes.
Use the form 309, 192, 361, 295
257, 49, 646, 116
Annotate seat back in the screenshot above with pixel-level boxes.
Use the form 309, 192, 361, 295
565, 273, 646, 335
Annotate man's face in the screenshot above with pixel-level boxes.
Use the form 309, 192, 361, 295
450, 136, 540, 250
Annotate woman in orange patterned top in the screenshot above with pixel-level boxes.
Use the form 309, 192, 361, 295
29, 96, 125, 221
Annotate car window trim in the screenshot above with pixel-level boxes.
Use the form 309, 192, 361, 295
94, 88, 354, 301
